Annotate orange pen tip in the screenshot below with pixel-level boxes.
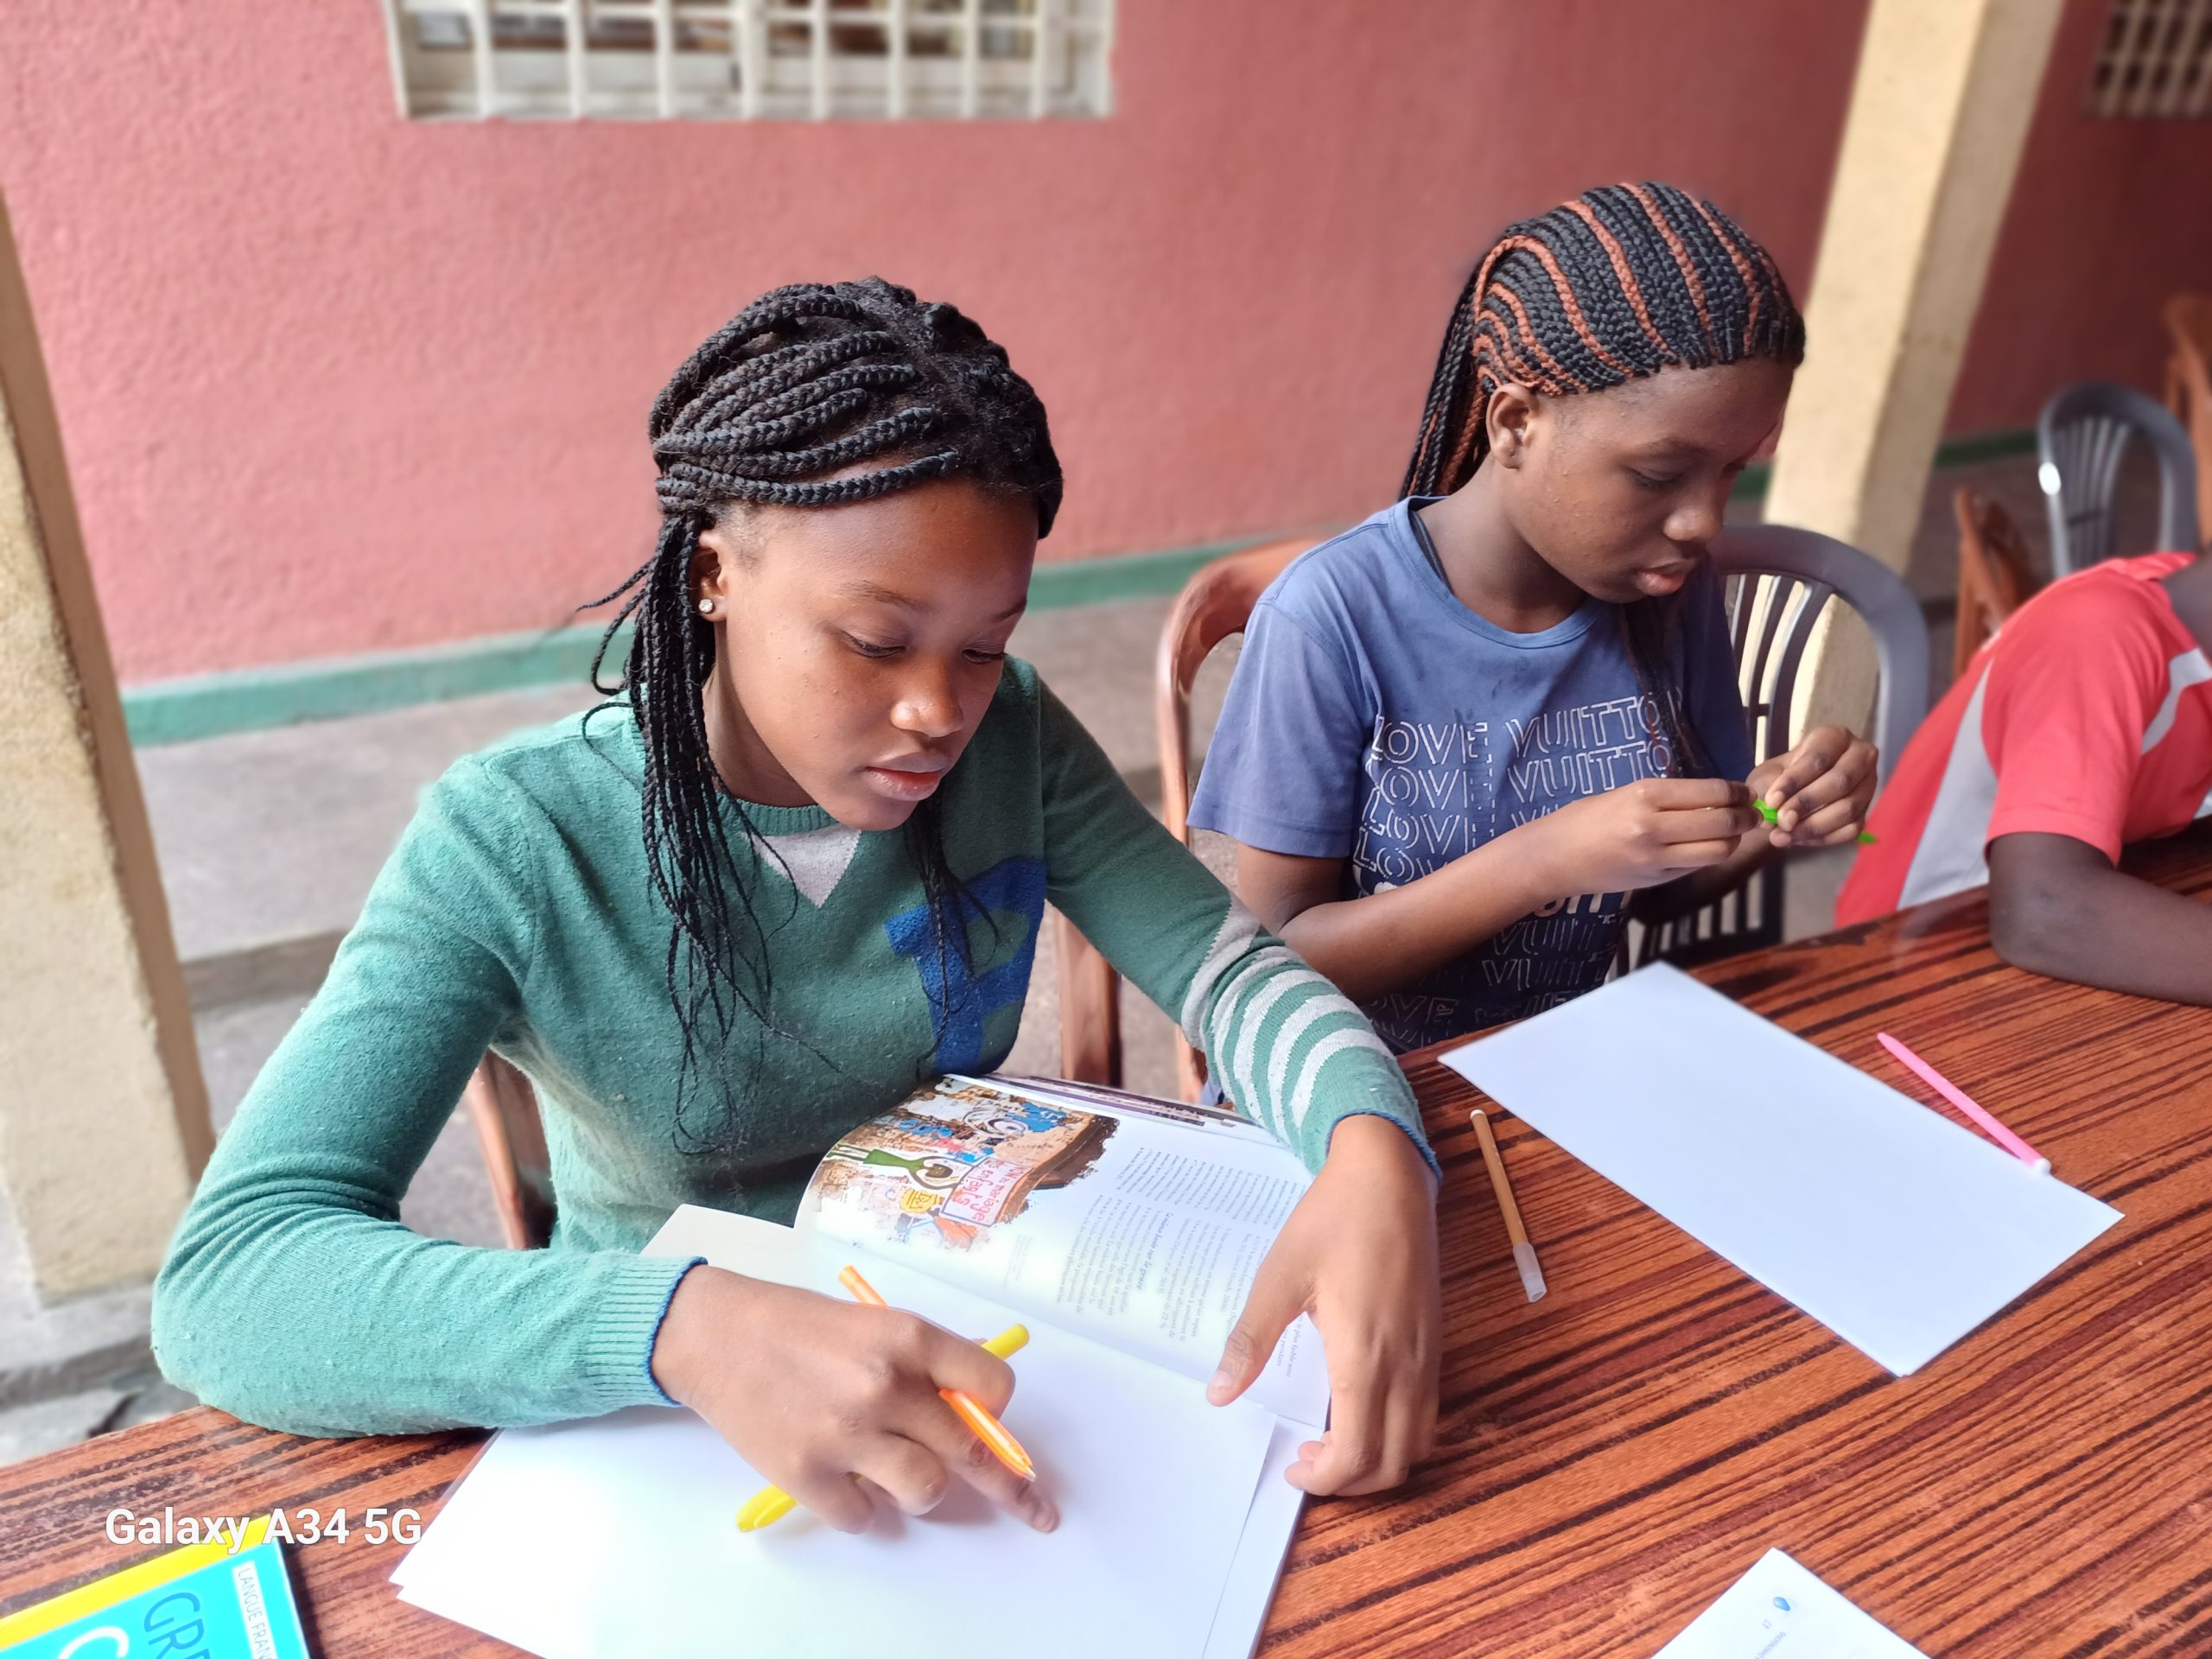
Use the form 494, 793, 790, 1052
838, 1264, 887, 1306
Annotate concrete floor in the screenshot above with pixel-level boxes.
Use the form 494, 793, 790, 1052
4, 448, 2145, 1465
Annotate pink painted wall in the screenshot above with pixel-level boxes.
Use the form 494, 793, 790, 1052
0, 1, 2199, 683
1950, 0, 2212, 431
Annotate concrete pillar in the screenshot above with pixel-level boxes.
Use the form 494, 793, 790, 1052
1762, 0, 2065, 732
0, 192, 210, 1300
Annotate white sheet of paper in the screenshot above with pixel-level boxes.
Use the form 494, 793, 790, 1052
392, 1207, 1286, 1659
1441, 963, 2121, 1375
1654, 1548, 1929, 1656
1201, 1421, 1307, 1659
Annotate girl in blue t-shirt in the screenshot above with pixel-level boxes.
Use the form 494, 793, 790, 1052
1190, 182, 1878, 1052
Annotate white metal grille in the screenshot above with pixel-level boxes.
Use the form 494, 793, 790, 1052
2088, 0, 2212, 117
383, 0, 1113, 121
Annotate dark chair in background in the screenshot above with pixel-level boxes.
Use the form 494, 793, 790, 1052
1633, 524, 1929, 970
2037, 381, 2201, 576
1951, 487, 2035, 679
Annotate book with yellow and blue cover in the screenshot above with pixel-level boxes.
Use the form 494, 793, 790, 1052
0, 1516, 308, 1658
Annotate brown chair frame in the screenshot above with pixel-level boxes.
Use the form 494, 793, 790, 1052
2164, 293, 2212, 546
463, 1052, 556, 1250
1950, 486, 2033, 682
1154, 539, 1310, 1097
1045, 538, 1312, 1102
1052, 911, 1122, 1087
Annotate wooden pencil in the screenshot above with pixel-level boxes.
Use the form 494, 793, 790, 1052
1470, 1108, 1546, 1302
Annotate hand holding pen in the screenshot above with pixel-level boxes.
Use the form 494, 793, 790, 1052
740, 1306, 1033, 1533
646, 1262, 1058, 1536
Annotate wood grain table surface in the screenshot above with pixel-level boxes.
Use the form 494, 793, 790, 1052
5, 826, 2210, 1656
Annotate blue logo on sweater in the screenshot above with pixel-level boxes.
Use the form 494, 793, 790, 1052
884, 855, 1046, 1073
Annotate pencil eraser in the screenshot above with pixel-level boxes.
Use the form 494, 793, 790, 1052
1512, 1241, 1548, 1303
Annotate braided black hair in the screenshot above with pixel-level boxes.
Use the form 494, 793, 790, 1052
584, 278, 1062, 1152
1402, 182, 1804, 780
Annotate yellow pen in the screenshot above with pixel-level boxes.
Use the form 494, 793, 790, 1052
735, 1320, 1030, 1534
837, 1266, 1037, 1484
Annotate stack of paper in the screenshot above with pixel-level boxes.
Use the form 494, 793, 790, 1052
1441, 964, 2122, 1375
393, 1206, 1308, 1659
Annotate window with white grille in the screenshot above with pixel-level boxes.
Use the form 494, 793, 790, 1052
382, 0, 1114, 121
2088, 0, 2212, 116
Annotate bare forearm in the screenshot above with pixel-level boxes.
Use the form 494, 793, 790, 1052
1268, 831, 1553, 1004
1991, 858, 2212, 1005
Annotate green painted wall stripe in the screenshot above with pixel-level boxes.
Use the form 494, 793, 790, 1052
123, 429, 2035, 747
124, 626, 632, 747
1726, 426, 2036, 504
123, 537, 1280, 748
1925, 425, 2038, 467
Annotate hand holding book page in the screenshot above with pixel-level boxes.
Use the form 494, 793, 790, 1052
804, 1079, 1442, 1503
798, 1075, 1335, 1425
1203, 1110, 1441, 1494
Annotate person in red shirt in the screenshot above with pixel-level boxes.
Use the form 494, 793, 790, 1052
1836, 550, 2212, 1003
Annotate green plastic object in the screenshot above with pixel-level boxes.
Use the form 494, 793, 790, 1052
1752, 792, 1876, 843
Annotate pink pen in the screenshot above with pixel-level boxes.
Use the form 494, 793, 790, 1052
1876, 1032, 2050, 1175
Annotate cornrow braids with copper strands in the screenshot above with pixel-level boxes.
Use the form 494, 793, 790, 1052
581, 278, 1063, 1154
1399, 181, 1805, 783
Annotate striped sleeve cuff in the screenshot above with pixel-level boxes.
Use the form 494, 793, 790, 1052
1181, 904, 1435, 1177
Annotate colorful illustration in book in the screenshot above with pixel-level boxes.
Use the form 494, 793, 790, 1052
810, 1079, 1117, 1249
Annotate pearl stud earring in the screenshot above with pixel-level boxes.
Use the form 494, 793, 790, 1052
696, 599, 716, 616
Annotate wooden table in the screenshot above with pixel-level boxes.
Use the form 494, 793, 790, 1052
6, 828, 2211, 1656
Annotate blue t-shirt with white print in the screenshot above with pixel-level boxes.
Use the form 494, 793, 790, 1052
1188, 497, 1753, 1053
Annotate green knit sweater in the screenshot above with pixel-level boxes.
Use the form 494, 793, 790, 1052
152, 662, 1430, 1437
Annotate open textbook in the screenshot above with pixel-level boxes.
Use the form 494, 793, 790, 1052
392, 1074, 1324, 1659
798, 1072, 1329, 1422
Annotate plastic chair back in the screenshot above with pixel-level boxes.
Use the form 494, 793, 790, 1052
2037, 381, 2202, 576
1635, 524, 1930, 969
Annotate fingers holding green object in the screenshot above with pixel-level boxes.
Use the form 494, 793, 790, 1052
1757, 729, 1849, 813
1754, 728, 1879, 841
1757, 795, 1877, 846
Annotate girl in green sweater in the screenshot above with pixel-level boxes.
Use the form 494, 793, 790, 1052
152, 280, 1440, 1535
